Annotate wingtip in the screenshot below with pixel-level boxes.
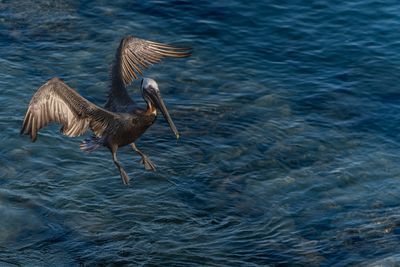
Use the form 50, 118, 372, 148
31, 133, 37, 142
20, 129, 37, 142
177, 48, 192, 58
20, 118, 34, 141
177, 50, 192, 58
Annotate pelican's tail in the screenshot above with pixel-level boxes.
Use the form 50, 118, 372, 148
80, 136, 103, 152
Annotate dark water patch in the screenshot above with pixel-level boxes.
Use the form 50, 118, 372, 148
2, 0, 400, 265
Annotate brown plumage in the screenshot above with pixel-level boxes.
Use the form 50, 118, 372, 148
21, 35, 191, 185
106, 36, 191, 113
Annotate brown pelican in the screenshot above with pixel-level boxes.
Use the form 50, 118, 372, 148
20, 36, 191, 185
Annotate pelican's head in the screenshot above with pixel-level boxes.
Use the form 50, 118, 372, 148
141, 78, 179, 139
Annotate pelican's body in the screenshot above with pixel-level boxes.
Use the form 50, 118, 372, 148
21, 36, 191, 185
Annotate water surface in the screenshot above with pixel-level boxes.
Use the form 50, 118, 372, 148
1, 1, 400, 266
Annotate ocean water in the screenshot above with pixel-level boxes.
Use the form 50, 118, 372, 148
1, 0, 400, 266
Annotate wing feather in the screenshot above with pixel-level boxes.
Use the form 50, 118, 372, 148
21, 77, 121, 142
115, 36, 191, 86
106, 35, 191, 111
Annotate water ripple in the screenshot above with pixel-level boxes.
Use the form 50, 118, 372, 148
1, 0, 400, 265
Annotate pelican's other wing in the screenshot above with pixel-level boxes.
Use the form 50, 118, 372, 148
106, 36, 191, 111
114, 35, 191, 86
21, 78, 120, 141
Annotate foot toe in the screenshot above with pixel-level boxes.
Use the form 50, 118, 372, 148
140, 157, 156, 171
120, 169, 130, 185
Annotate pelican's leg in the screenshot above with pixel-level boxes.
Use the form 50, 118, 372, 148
131, 143, 156, 171
110, 145, 130, 185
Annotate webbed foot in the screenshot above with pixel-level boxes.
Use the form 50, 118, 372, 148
140, 155, 156, 171
131, 143, 157, 172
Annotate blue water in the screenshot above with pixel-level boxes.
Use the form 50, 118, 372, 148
1, 0, 400, 266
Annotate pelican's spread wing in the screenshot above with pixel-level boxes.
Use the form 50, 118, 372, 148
117, 36, 191, 86
21, 77, 120, 141
106, 35, 191, 111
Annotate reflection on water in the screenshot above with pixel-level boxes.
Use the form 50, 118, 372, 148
1, 0, 400, 265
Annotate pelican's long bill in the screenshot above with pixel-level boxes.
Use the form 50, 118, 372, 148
148, 89, 180, 139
